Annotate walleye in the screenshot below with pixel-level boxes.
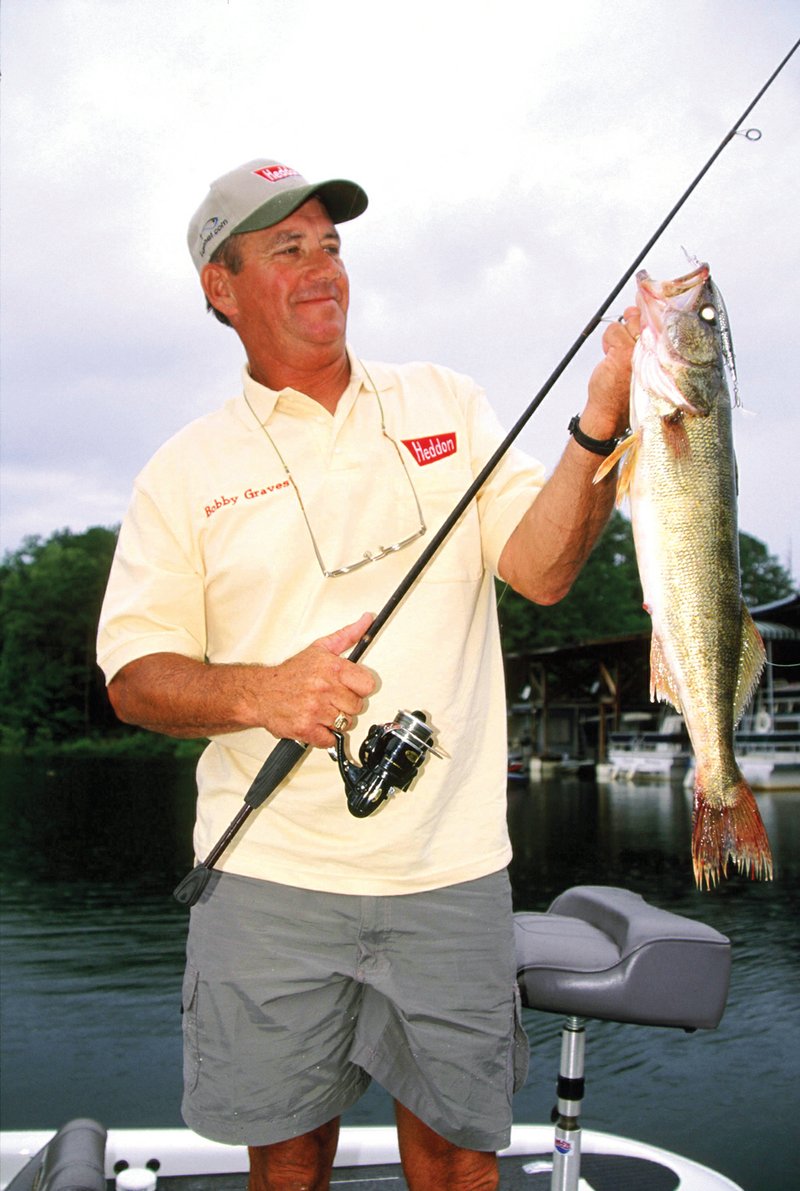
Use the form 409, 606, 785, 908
596, 264, 773, 888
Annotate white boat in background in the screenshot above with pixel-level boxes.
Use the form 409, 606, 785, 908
603, 711, 692, 782
731, 676, 800, 789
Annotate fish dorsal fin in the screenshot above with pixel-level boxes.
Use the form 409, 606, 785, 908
593, 429, 640, 503
649, 631, 683, 713
733, 605, 767, 725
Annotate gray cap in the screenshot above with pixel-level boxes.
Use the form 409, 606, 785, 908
187, 159, 368, 273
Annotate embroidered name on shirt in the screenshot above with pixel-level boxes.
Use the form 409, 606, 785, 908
204, 480, 290, 518
402, 433, 457, 466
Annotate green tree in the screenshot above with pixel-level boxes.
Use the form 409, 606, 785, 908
0, 527, 120, 745
739, 532, 795, 607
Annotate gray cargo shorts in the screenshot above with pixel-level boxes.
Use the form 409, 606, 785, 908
181, 868, 529, 1150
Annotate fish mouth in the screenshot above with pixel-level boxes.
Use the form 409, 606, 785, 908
635, 264, 711, 339
637, 263, 710, 303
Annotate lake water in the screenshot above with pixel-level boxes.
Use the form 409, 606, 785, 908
1, 755, 798, 1191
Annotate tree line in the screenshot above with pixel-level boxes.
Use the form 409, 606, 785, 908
0, 518, 794, 750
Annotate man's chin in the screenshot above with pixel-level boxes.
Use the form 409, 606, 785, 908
297, 312, 347, 343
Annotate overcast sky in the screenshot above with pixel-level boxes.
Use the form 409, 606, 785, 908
1, 1, 798, 581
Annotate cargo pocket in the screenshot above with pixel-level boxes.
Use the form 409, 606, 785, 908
509, 983, 530, 1095
181, 963, 201, 1095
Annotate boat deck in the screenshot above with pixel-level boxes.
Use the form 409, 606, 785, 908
157, 1150, 681, 1190
1, 1125, 744, 1191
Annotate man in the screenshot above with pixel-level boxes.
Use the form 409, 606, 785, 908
97, 159, 638, 1190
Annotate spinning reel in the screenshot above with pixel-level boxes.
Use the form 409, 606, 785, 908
330, 709, 443, 817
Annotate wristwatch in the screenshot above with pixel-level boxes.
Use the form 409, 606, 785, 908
567, 414, 627, 457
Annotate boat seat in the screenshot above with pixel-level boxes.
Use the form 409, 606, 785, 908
4, 1119, 107, 1191
515, 885, 731, 1029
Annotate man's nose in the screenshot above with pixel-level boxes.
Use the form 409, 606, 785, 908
307, 249, 342, 279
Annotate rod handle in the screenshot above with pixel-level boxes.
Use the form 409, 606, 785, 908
245, 738, 309, 808
172, 739, 308, 906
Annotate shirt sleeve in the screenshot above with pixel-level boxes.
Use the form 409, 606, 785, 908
96, 479, 208, 682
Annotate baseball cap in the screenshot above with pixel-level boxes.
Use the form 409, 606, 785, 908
187, 159, 369, 273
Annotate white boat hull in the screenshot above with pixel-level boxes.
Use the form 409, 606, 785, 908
0, 1124, 745, 1191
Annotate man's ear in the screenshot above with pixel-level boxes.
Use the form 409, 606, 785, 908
201, 263, 238, 321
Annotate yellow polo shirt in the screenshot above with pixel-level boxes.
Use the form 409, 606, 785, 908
97, 354, 546, 894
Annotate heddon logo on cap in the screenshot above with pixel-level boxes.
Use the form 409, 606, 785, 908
252, 164, 301, 184
186, 158, 368, 274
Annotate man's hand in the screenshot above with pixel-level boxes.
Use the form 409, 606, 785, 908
107, 612, 377, 748
260, 612, 377, 746
580, 305, 641, 440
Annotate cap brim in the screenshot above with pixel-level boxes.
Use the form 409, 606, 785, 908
233, 179, 368, 236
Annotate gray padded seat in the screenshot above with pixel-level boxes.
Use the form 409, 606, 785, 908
515, 885, 731, 1030
4, 1119, 107, 1191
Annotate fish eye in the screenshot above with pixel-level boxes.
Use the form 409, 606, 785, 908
699, 305, 717, 323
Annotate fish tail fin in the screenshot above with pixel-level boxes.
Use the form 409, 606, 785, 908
692, 777, 773, 889
592, 429, 639, 503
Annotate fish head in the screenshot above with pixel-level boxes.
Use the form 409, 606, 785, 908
633, 264, 729, 422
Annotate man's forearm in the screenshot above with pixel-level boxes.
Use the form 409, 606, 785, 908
106, 614, 378, 749
108, 653, 266, 738
498, 436, 617, 604
498, 306, 638, 604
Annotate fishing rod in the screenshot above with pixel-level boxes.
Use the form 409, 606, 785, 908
174, 37, 799, 908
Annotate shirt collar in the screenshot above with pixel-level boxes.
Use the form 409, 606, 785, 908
239, 347, 386, 428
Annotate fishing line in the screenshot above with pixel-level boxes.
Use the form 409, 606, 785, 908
174, 37, 799, 907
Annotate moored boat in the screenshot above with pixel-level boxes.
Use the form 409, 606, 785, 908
604, 711, 692, 782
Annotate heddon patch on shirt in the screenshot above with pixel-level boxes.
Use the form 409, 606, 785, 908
401, 433, 457, 466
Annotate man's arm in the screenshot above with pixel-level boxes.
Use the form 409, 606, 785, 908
107, 613, 376, 749
498, 307, 640, 604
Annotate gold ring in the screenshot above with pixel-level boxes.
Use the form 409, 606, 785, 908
333, 713, 349, 732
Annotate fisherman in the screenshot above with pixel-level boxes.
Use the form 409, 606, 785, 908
97, 159, 639, 1191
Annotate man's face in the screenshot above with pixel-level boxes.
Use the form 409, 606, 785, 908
205, 198, 349, 364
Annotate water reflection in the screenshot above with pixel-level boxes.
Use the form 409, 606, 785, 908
1, 757, 194, 1128
1, 759, 798, 1191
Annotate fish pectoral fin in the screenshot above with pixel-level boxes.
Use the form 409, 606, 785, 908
592, 429, 639, 502
661, 411, 692, 460
649, 632, 682, 713
733, 605, 767, 725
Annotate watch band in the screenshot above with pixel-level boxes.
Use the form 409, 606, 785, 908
567, 414, 626, 457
